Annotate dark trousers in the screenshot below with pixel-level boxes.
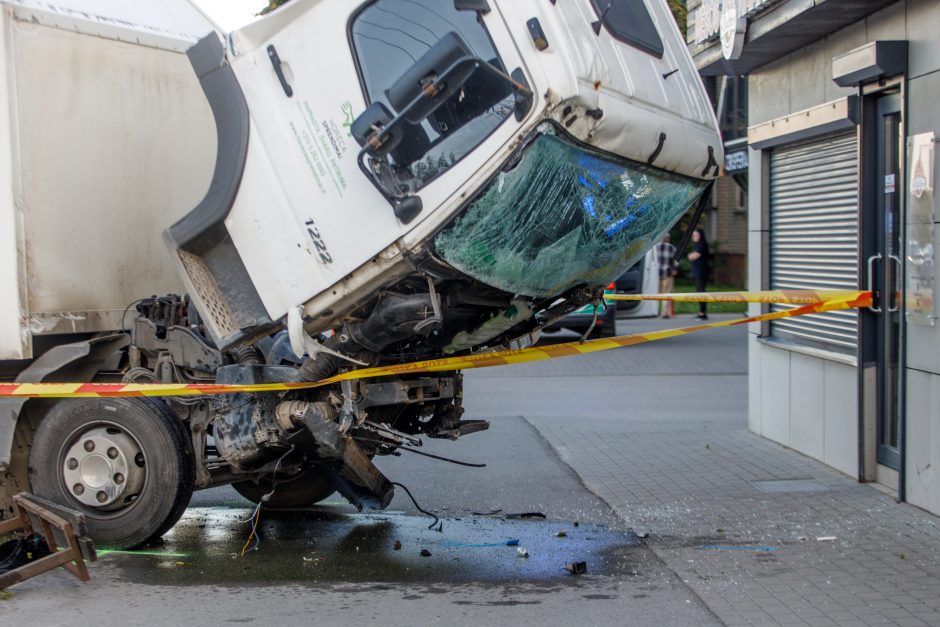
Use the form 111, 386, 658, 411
693, 274, 707, 315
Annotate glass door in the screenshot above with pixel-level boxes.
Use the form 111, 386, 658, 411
873, 93, 903, 469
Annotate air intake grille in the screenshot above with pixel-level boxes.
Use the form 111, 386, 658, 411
178, 250, 239, 340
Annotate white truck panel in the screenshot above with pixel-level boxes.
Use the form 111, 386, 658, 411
9, 0, 219, 52
498, 0, 720, 179
202, 0, 721, 337
0, 4, 217, 359
0, 9, 23, 359
225, 0, 536, 323
228, 3, 406, 319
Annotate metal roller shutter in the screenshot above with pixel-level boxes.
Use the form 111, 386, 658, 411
769, 132, 858, 352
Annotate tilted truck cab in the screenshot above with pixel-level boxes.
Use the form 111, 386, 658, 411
1, 0, 721, 548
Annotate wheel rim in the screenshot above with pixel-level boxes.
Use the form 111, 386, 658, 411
59, 422, 147, 513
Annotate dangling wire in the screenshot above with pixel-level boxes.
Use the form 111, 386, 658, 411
391, 481, 440, 530
239, 445, 295, 557
239, 501, 263, 557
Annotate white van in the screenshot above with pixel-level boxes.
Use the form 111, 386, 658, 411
615, 249, 661, 318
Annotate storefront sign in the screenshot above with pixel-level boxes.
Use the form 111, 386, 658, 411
907, 132, 937, 325
885, 173, 896, 194
720, 3, 746, 60
724, 148, 749, 173
694, 0, 775, 45
909, 132, 935, 214
907, 224, 936, 326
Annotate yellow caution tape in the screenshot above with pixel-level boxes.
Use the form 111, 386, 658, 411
607, 289, 863, 305
0, 290, 872, 399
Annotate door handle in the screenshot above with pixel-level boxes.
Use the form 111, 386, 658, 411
867, 253, 883, 313
887, 254, 902, 313
267, 45, 293, 97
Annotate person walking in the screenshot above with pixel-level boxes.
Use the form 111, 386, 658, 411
688, 227, 710, 319
655, 234, 677, 318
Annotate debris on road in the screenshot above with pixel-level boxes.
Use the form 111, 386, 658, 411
393, 540, 402, 551
701, 545, 777, 552
443, 539, 520, 548
505, 512, 547, 520
0, 533, 50, 573
564, 561, 588, 575
420, 549, 432, 557
516, 548, 529, 558
556, 530, 567, 538
816, 536, 837, 542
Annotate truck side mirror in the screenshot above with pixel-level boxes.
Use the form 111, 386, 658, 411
350, 102, 402, 157
386, 32, 476, 125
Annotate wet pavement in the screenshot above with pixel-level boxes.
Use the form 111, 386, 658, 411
130, 414, 642, 587
2, 414, 719, 625
114, 506, 640, 586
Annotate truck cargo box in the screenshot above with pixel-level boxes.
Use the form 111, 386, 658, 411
0, 0, 217, 360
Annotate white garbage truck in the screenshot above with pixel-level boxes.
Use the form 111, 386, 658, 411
0, 0, 721, 548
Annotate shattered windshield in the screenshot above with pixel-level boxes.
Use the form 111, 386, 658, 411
351, 0, 514, 187
434, 128, 708, 297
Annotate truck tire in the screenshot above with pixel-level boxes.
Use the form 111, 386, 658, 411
232, 466, 334, 508
28, 398, 195, 549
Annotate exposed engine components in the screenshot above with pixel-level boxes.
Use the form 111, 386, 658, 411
121, 285, 510, 517
444, 298, 535, 354
211, 365, 298, 472
274, 400, 394, 511
345, 291, 442, 352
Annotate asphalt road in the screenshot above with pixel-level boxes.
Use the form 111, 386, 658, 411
2, 315, 728, 626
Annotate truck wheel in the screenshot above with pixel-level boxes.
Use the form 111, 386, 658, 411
28, 398, 195, 549
232, 466, 334, 508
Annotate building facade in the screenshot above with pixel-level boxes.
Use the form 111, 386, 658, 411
688, 0, 940, 516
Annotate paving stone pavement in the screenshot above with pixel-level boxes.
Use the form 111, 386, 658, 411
466, 314, 940, 626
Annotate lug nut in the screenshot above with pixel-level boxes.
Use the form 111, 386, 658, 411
96, 491, 108, 503
114, 473, 125, 485
73, 484, 85, 495
107, 447, 119, 459
83, 440, 95, 452
67, 458, 78, 470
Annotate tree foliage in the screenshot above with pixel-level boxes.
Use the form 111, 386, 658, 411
667, 0, 688, 38
258, 0, 290, 16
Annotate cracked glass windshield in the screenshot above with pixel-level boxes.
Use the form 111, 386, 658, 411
434, 127, 709, 297
351, 0, 514, 187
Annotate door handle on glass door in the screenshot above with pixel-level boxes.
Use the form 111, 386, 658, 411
867, 253, 883, 313
887, 254, 902, 313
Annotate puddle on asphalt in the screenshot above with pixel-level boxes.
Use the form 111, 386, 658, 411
107, 504, 641, 586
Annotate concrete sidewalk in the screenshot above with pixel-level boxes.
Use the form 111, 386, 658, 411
467, 314, 940, 626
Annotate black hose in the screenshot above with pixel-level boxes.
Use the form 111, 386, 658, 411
298, 336, 343, 382
231, 345, 264, 366
391, 481, 440, 530
398, 446, 486, 468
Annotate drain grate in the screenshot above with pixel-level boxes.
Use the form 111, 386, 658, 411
750, 478, 829, 494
